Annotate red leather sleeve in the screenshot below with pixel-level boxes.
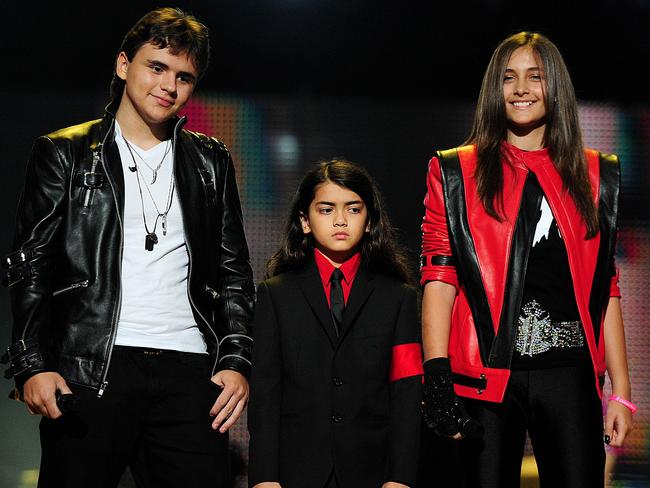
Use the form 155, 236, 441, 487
420, 156, 458, 288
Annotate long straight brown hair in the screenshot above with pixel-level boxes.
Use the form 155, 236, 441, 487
465, 32, 598, 238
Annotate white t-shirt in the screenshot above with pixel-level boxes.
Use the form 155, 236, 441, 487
113, 122, 207, 353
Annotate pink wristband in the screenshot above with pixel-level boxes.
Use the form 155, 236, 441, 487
608, 395, 638, 414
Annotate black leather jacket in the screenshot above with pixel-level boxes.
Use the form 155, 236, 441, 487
4, 110, 255, 395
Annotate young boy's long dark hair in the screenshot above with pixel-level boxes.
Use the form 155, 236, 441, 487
266, 159, 414, 284
465, 31, 598, 238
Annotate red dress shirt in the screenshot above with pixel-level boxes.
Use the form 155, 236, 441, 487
314, 249, 361, 307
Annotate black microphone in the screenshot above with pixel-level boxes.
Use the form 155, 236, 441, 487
456, 402, 484, 439
458, 416, 484, 439
128, 166, 137, 172
55, 392, 78, 416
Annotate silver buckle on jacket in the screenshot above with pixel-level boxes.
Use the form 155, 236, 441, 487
515, 300, 584, 357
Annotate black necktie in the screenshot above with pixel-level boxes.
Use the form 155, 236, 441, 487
329, 268, 345, 336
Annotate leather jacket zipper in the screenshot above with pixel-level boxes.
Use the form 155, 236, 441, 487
53, 280, 89, 297
173, 123, 220, 376
97, 121, 122, 398
185, 237, 220, 376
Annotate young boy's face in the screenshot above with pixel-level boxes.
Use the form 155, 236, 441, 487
116, 41, 199, 129
300, 181, 369, 265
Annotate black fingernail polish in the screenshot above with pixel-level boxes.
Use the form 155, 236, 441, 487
604, 434, 611, 445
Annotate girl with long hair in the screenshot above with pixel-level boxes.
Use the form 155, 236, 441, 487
420, 32, 634, 486
248, 159, 422, 488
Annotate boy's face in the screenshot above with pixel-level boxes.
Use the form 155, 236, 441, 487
116, 42, 199, 128
300, 181, 370, 266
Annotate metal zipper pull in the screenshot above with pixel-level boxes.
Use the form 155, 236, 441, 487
52, 279, 90, 297
97, 380, 109, 398
205, 285, 220, 300
82, 150, 102, 208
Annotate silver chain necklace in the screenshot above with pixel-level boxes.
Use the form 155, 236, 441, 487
123, 136, 175, 251
124, 139, 171, 184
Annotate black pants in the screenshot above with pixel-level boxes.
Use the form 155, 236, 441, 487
38, 346, 229, 488
460, 364, 605, 488
324, 469, 339, 488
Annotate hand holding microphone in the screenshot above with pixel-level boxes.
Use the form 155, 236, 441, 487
55, 392, 78, 416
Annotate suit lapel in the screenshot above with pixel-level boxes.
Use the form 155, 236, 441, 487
298, 262, 338, 348
338, 267, 375, 342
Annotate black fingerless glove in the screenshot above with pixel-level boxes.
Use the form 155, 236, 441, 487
422, 358, 483, 439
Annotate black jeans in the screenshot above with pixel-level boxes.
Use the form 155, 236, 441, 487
459, 364, 605, 488
324, 469, 339, 488
38, 346, 229, 488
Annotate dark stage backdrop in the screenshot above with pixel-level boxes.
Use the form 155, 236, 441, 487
1, 91, 648, 487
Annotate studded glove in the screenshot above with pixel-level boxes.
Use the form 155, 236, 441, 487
422, 357, 483, 439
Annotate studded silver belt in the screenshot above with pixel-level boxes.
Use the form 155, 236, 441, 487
515, 300, 584, 357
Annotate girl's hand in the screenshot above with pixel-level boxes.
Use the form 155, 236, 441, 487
605, 399, 634, 447
382, 483, 409, 488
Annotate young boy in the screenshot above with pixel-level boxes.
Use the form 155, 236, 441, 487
248, 160, 423, 488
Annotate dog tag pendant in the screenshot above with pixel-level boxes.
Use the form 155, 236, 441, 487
162, 214, 167, 236
145, 232, 158, 251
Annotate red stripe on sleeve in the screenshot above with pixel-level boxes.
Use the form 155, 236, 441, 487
389, 343, 424, 382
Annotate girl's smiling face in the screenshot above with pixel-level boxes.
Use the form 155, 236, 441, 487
503, 46, 548, 147
300, 181, 369, 266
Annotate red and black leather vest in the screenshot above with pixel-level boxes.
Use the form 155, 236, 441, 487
420, 142, 620, 402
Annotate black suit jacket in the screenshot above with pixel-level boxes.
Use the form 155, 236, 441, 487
248, 260, 422, 488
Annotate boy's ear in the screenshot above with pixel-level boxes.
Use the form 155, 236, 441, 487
299, 212, 311, 234
116, 52, 129, 81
